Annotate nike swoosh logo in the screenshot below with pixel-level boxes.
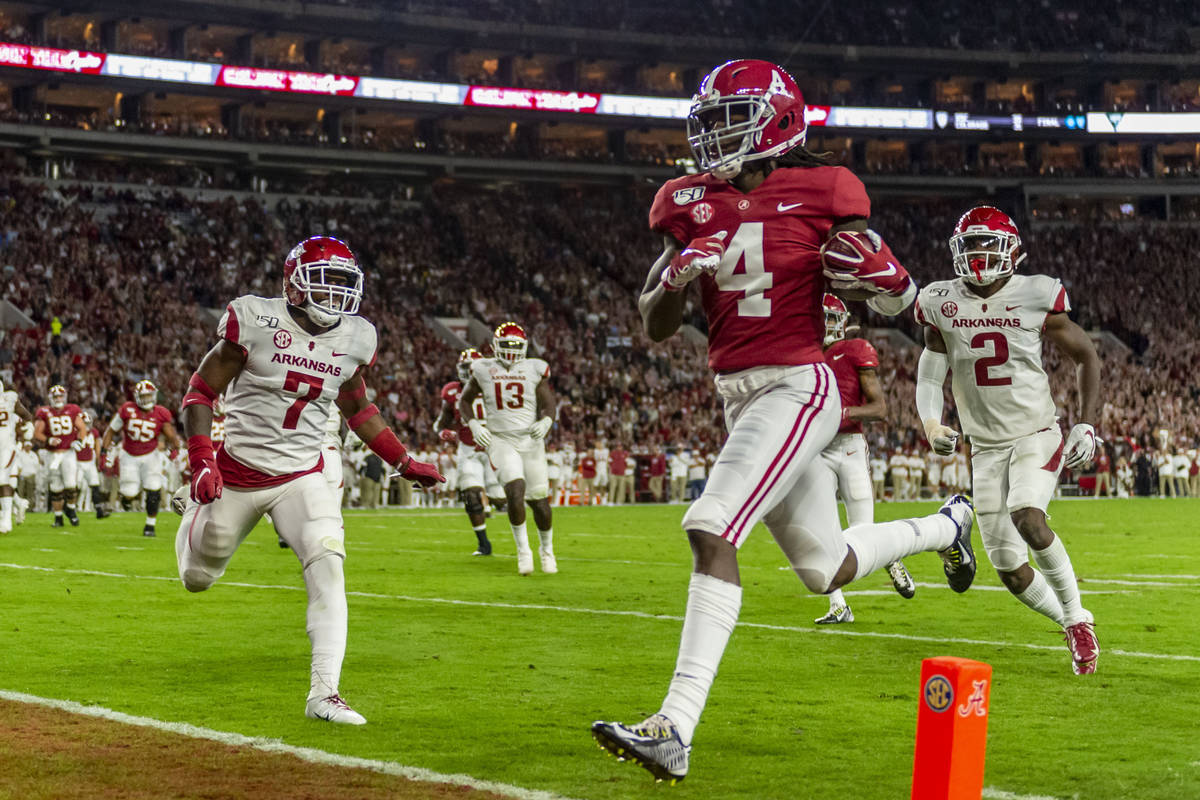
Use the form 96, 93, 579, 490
859, 263, 897, 278
332, 351, 350, 357
1005, 305, 1020, 311
831, 354, 845, 360
777, 202, 804, 212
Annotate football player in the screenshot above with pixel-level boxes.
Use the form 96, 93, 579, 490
173, 235, 443, 725
459, 322, 558, 575
815, 294, 915, 624
592, 60, 978, 784
73, 411, 111, 519
33, 384, 90, 527
915, 206, 1101, 676
0, 377, 33, 533
102, 379, 181, 537
435, 348, 495, 556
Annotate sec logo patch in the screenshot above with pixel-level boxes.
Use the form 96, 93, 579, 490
924, 675, 954, 713
941, 301, 958, 318
691, 202, 713, 224
273, 330, 293, 349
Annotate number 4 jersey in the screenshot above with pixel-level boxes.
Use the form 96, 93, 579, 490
470, 357, 549, 436
915, 273, 1069, 445
218, 295, 377, 480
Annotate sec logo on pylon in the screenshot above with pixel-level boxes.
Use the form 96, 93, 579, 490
923, 674, 954, 712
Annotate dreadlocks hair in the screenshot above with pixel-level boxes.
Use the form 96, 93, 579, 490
776, 145, 838, 168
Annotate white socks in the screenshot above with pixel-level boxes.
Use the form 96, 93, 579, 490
511, 522, 531, 555
1031, 535, 1087, 625
843, 512, 958, 582
660, 573, 742, 746
827, 587, 846, 609
305, 554, 348, 700
1015, 570, 1065, 625
538, 527, 553, 553
0, 496, 11, 532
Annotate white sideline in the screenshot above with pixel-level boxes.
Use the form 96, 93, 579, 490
983, 790, 1075, 800
0, 689, 582, 800
1, 562, 1197, 663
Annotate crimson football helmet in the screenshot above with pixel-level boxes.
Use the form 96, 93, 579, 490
822, 293, 850, 346
134, 379, 157, 411
456, 347, 483, 382
492, 322, 528, 365
687, 59, 808, 179
49, 384, 67, 409
949, 206, 1027, 286
283, 235, 363, 326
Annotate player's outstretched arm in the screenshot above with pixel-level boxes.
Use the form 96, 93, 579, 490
336, 368, 445, 488
639, 236, 691, 342
846, 368, 886, 424
916, 327, 959, 455
1044, 312, 1102, 469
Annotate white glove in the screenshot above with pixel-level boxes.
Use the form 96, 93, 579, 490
530, 417, 553, 439
923, 420, 960, 456
1064, 423, 1101, 470
467, 418, 492, 449
71, 440, 85, 453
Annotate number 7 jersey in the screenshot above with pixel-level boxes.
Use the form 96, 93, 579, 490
218, 295, 377, 478
915, 273, 1069, 445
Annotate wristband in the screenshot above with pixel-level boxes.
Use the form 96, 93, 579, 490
347, 403, 380, 430
364, 426, 408, 468
182, 373, 218, 410
187, 435, 215, 470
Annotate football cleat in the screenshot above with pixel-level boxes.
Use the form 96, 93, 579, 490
815, 604, 854, 625
539, 547, 558, 574
936, 494, 976, 593
96, 505, 112, 520
517, 550, 534, 576
13, 496, 28, 524
591, 714, 690, 784
51, 516, 64, 528
65, 507, 80, 527
887, 560, 916, 599
472, 539, 492, 556
278, 536, 290, 549
142, 524, 156, 538
305, 694, 366, 725
1064, 618, 1099, 675
170, 486, 189, 516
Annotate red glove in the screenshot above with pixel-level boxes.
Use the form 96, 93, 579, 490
438, 428, 458, 443
187, 435, 223, 504
820, 229, 911, 295
399, 456, 445, 489
662, 232, 726, 291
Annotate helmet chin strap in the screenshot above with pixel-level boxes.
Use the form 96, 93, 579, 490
304, 303, 340, 327
712, 161, 742, 180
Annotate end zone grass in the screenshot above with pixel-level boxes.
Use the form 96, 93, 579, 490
0, 499, 1196, 799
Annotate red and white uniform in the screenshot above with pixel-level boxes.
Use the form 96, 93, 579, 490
37, 403, 83, 493
651, 167, 869, 591
820, 338, 879, 526
109, 402, 174, 495
469, 356, 551, 499
320, 407, 345, 507
211, 413, 226, 443
916, 273, 1070, 571
75, 427, 101, 489
0, 389, 20, 486
441, 380, 499, 494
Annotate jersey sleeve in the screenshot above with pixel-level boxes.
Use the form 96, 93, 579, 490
533, 359, 550, 379
217, 298, 247, 351
648, 179, 694, 246
157, 406, 174, 425
830, 167, 871, 220
1049, 281, 1070, 313
850, 339, 880, 369
109, 406, 127, 431
913, 295, 930, 327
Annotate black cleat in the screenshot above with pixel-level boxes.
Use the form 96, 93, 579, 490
51, 517, 65, 528
472, 541, 492, 556
278, 537, 290, 549
937, 494, 976, 593
96, 506, 112, 520
887, 560, 916, 599
142, 524, 157, 537
65, 508, 80, 527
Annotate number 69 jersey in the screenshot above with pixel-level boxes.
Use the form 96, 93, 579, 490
218, 295, 377, 479
470, 356, 549, 436
915, 273, 1069, 446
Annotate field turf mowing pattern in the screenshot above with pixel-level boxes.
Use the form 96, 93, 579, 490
0, 498, 1196, 799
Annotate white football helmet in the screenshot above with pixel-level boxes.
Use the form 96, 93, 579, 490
822, 293, 849, 346
492, 322, 528, 365
135, 379, 157, 411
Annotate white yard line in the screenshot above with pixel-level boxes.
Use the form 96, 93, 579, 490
1, 562, 1195, 663
0, 689, 581, 800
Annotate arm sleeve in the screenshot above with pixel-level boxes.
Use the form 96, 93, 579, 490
915, 348, 949, 424
866, 280, 917, 316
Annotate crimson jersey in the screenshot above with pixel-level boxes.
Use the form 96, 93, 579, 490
649, 166, 871, 374
76, 428, 99, 462
36, 404, 82, 451
823, 338, 879, 435
111, 402, 174, 456
441, 381, 486, 449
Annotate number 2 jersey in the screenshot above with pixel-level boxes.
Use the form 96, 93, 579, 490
915, 273, 1069, 445
218, 295, 377, 481
469, 356, 549, 436
110, 402, 174, 456
649, 166, 871, 374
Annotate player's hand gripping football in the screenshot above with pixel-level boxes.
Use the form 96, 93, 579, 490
820, 229, 910, 296
530, 417, 553, 439
661, 231, 727, 291
438, 428, 458, 444
467, 418, 492, 448
398, 456, 445, 489
923, 420, 960, 456
186, 435, 223, 504
1064, 423, 1101, 470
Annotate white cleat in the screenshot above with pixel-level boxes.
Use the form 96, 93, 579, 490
305, 694, 366, 725
517, 550, 534, 576
13, 496, 28, 524
170, 486, 190, 516
539, 547, 558, 574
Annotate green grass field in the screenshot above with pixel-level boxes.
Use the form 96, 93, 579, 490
1, 498, 1197, 799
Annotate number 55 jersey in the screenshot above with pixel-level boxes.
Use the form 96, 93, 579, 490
218, 295, 377, 482
915, 273, 1069, 446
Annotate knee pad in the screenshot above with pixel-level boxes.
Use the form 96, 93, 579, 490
121, 496, 135, 512
681, 495, 727, 538
49, 491, 63, 503
793, 565, 835, 595
978, 510, 1028, 572
145, 489, 161, 515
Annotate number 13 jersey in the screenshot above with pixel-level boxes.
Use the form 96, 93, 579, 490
470, 357, 549, 436
218, 295, 377, 478
915, 273, 1069, 446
